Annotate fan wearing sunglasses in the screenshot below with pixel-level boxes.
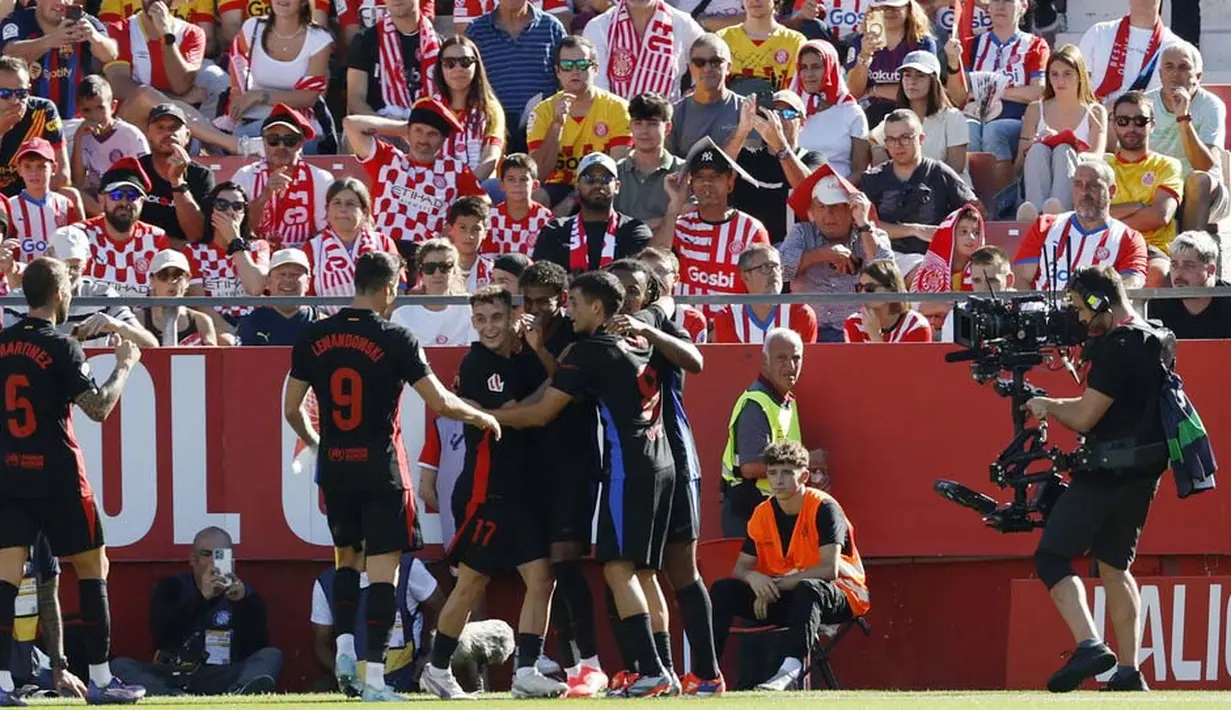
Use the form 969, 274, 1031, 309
390, 238, 477, 347
232, 104, 334, 251
432, 35, 506, 183
1106, 91, 1183, 261
842, 258, 932, 343
0, 56, 71, 198
185, 182, 271, 342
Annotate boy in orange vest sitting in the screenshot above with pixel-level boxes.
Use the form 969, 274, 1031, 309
709, 439, 870, 691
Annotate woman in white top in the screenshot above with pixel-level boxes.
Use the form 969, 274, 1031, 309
791, 40, 870, 181
433, 35, 506, 182
391, 238, 477, 347
1015, 44, 1107, 222
870, 49, 968, 179
227, 0, 334, 148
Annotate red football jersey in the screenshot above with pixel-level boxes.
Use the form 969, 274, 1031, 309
712, 303, 818, 344
673, 210, 770, 316
360, 140, 484, 244
843, 309, 932, 343
80, 216, 170, 297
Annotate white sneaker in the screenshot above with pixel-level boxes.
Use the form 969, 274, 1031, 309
420, 667, 472, 700
361, 685, 406, 702
335, 652, 360, 696
535, 654, 562, 676
510, 669, 568, 698
756, 666, 801, 692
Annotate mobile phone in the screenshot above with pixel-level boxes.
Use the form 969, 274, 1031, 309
66, 6, 84, 22
212, 548, 234, 580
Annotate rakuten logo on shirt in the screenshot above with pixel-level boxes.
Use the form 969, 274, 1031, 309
687, 266, 735, 289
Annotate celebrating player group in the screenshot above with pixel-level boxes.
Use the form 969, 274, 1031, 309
285, 252, 724, 701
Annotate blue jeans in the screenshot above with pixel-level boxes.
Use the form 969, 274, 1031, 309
967, 118, 1023, 162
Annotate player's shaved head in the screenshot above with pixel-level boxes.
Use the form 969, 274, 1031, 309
354, 251, 402, 295
22, 257, 70, 310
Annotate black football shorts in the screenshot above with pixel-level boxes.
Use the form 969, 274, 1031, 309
666, 476, 701, 544
0, 493, 105, 557
596, 467, 675, 569
323, 487, 422, 556
448, 495, 549, 576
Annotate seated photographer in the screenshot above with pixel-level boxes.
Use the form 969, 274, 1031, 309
310, 551, 443, 694
1024, 266, 1170, 693
843, 259, 932, 343
1149, 231, 1231, 340
720, 328, 827, 537
710, 439, 868, 692
111, 528, 281, 696
938, 245, 1016, 342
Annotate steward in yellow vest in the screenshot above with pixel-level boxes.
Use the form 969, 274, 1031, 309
710, 439, 867, 692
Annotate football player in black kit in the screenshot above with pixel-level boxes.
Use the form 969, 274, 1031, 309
421, 286, 568, 700
516, 261, 610, 697
284, 252, 501, 702
490, 270, 702, 698
0, 258, 146, 706
605, 259, 724, 696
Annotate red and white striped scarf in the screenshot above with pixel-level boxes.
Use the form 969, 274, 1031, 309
378, 12, 439, 112
306, 227, 394, 310
605, 0, 675, 99
1094, 14, 1164, 101
569, 213, 619, 272
253, 160, 319, 250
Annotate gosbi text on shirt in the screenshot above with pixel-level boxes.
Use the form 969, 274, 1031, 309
185, 239, 272, 319
217, 0, 331, 22
302, 228, 399, 314
526, 91, 633, 185
968, 31, 1047, 88
485, 201, 552, 255
843, 309, 932, 343
717, 24, 804, 91
713, 304, 813, 344
361, 140, 484, 243
80, 216, 169, 297
935, 1, 991, 38
232, 159, 332, 250
1013, 213, 1148, 291
810, 0, 868, 41
7, 192, 77, 263
108, 14, 205, 92
673, 209, 770, 315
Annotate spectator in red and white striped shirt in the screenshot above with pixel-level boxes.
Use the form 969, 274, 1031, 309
485, 153, 553, 256
300, 177, 399, 314
662, 137, 771, 316
79, 156, 171, 297
712, 243, 817, 344
5, 138, 83, 280
843, 258, 932, 343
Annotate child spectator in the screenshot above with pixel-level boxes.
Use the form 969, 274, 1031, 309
445, 196, 495, 291
485, 154, 553, 256
71, 75, 149, 218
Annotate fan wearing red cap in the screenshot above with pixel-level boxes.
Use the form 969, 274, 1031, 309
5, 139, 84, 282
232, 104, 334, 250
343, 97, 485, 245
76, 156, 172, 297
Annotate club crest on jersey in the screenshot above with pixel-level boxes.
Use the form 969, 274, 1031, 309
135, 258, 150, 274
611, 50, 635, 80
434, 176, 448, 189
435, 334, 449, 344
487, 373, 504, 393
774, 49, 789, 65
1141, 171, 1156, 187
595, 122, 609, 138
214, 610, 231, 626
1094, 247, 1111, 261
729, 238, 745, 256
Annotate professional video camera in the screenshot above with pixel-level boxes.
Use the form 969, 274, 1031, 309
933, 295, 1088, 533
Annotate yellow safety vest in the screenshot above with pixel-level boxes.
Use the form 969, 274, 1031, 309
722, 388, 802, 494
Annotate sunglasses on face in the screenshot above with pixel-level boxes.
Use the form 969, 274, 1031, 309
690, 56, 726, 69
263, 134, 303, 148
421, 261, 454, 275
107, 187, 143, 202
213, 197, 247, 212
579, 173, 615, 186
854, 282, 882, 293
1114, 115, 1152, 128
442, 56, 477, 69
558, 58, 595, 72
774, 107, 802, 121
0, 88, 29, 100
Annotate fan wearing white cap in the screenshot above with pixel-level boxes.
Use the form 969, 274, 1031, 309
779, 165, 894, 342
1, 226, 159, 348
137, 249, 218, 346
845, 0, 941, 128
236, 249, 320, 347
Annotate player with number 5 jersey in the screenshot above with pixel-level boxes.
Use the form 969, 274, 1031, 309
285, 251, 499, 703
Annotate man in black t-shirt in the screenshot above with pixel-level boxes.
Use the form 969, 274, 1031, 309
488, 270, 678, 698
1025, 266, 1169, 694
1150, 231, 1231, 340
0, 258, 145, 705
533, 153, 653, 274
344, 0, 430, 120
860, 109, 977, 275
138, 103, 213, 245
285, 251, 499, 702
421, 286, 567, 701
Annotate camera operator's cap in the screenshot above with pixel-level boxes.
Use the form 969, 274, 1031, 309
261, 102, 317, 141
15, 137, 56, 165
150, 249, 190, 276
269, 248, 311, 274
148, 103, 188, 127
49, 225, 90, 262
100, 156, 152, 196
900, 50, 942, 77
787, 162, 859, 218
771, 90, 806, 117
576, 153, 619, 180
407, 97, 465, 137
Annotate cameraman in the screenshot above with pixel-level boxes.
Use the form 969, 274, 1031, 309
1025, 266, 1167, 694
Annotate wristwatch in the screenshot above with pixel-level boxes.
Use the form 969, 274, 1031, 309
171, 183, 190, 194
227, 238, 250, 256
854, 223, 873, 234
775, 147, 793, 160
1177, 114, 1193, 124
163, 33, 176, 46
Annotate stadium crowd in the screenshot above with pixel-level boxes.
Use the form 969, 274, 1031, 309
0, 0, 1228, 701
